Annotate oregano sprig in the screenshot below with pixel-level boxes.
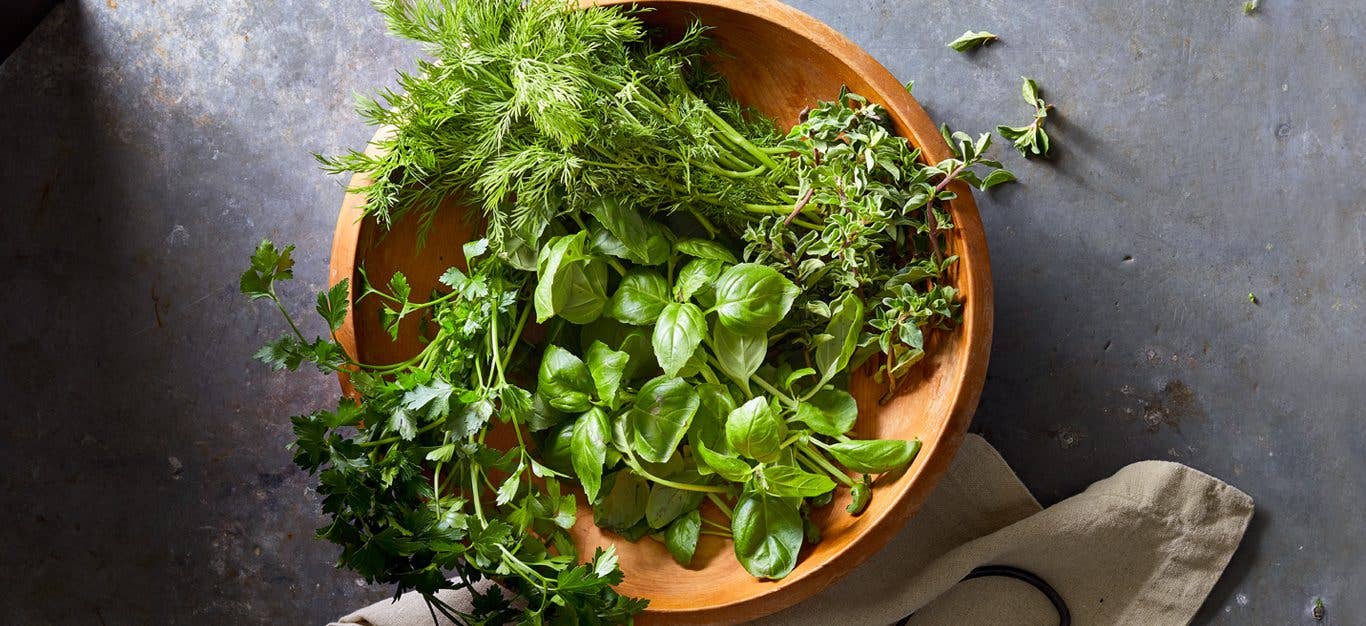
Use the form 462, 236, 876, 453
996, 76, 1054, 158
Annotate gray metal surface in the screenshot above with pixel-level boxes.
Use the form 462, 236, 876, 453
0, 0, 1360, 623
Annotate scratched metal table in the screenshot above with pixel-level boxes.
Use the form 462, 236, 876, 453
0, 1, 1360, 623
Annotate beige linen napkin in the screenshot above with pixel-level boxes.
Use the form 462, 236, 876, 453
332, 434, 1253, 626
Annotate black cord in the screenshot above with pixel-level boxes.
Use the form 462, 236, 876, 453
894, 565, 1070, 626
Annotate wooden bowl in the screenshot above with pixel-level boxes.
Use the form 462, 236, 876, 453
328, 0, 992, 622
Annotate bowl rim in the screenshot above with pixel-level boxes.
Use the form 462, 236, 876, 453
328, 0, 993, 622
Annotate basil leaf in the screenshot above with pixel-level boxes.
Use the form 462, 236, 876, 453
646, 484, 704, 529
527, 390, 565, 432
534, 233, 580, 323
674, 258, 722, 303
610, 411, 632, 455
629, 376, 699, 463
695, 440, 752, 482
593, 471, 648, 531
537, 345, 594, 412
783, 367, 817, 390
815, 292, 863, 384
761, 464, 836, 498
590, 224, 632, 260
537, 423, 575, 476
731, 492, 802, 580
580, 317, 656, 382
725, 397, 784, 462
664, 509, 701, 566
638, 451, 684, 480
712, 320, 765, 391
826, 439, 921, 474
571, 408, 611, 502
653, 302, 705, 377
607, 270, 670, 325
688, 383, 735, 458
557, 257, 608, 325
586, 197, 670, 265
794, 388, 858, 437
712, 263, 800, 334
585, 340, 628, 408
674, 238, 738, 264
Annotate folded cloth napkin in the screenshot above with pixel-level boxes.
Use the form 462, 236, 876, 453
332, 434, 1253, 626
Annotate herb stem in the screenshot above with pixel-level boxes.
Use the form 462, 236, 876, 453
701, 517, 731, 532
623, 457, 729, 493
707, 493, 734, 518
797, 445, 854, 487
749, 372, 795, 406
470, 465, 486, 524
362, 418, 446, 448
269, 293, 308, 343
688, 208, 720, 238
502, 300, 531, 371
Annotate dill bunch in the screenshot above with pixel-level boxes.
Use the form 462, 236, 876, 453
319, 0, 791, 261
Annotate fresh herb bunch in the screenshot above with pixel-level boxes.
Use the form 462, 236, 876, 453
996, 77, 1053, 158
248, 0, 1020, 622
245, 239, 644, 624
322, 0, 1010, 397
318, 0, 792, 260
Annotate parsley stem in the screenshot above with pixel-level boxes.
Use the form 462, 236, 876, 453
269, 292, 307, 343
501, 301, 531, 371
361, 418, 446, 447
432, 460, 444, 514
488, 294, 505, 384
470, 465, 485, 524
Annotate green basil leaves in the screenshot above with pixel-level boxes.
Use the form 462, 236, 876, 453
726, 398, 784, 463
538, 345, 594, 412
711, 264, 799, 334
629, 376, 699, 464
732, 493, 802, 580
825, 439, 921, 474
653, 302, 705, 377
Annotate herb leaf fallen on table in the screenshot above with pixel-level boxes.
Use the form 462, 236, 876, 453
947, 30, 1000, 52
997, 76, 1054, 158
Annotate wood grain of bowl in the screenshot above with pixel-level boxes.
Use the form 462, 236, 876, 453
328, 0, 992, 622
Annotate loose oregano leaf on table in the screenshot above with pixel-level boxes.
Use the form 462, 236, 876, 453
947, 30, 999, 52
